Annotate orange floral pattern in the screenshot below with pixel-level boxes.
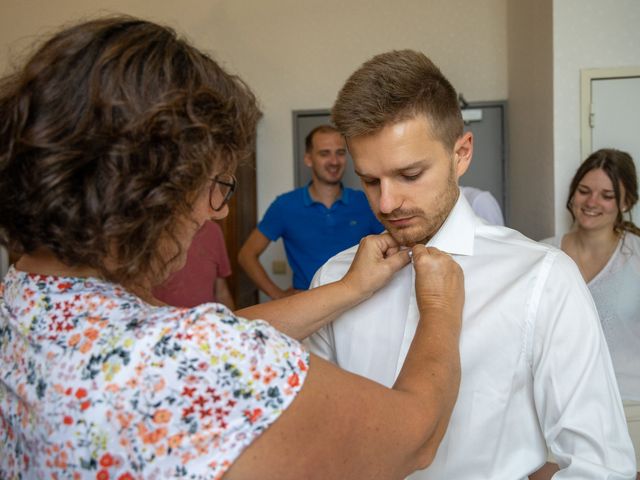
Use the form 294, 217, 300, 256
0, 268, 308, 478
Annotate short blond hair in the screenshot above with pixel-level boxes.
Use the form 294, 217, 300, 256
332, 49, 463, 150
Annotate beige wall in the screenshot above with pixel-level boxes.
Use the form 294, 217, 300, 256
0, 0, 508, 291
506, 0, 554, 240
205, 0, 509, 292
504, 0, 640, 242
202, 0, 508, 218
552, 0, 640, 236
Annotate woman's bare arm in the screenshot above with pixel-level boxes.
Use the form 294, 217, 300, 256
236, 233, 410, 340
225, 246, 463, 479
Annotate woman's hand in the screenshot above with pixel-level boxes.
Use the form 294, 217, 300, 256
411, 245, 464, 322
339, 233, 411, 300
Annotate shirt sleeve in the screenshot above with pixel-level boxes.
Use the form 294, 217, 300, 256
530, 251, 637, 478
539, 235, 562, 248
257, 198, 285, 242
167, 305, 310, 479
472, 192, 504, 226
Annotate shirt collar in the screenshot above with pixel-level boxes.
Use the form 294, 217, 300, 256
426, 189, 477, 256
303, 182, 348, 206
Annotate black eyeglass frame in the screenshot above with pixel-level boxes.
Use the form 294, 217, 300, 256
209, 174, 237, 211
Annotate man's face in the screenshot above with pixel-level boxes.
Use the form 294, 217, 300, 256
305, 131, 347, 186
350, 116, 472, 246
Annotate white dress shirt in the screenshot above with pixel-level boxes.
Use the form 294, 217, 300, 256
307, 194, 636, 479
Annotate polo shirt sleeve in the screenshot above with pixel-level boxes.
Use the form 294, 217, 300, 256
530, 251, 636, 477
257, 197, 285, 242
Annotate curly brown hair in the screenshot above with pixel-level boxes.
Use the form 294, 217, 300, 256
567, 148, 640, 236
332, 49, 463, 151
0, 16, 260, 285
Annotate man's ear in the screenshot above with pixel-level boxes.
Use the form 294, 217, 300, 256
454, 131, 473, 179
304, 152, 312, 168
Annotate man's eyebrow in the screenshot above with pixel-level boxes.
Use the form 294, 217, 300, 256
355, 160, 427, 177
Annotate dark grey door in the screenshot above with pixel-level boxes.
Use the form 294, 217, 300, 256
292, 109, 361, 190
293, 101, 508, 223
460, 101, 508, 221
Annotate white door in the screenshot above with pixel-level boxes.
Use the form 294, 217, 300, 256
591, 76, 640, 163
582, 68, 640, 219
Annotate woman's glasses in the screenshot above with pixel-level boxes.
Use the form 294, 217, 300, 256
209, 173, 237, 211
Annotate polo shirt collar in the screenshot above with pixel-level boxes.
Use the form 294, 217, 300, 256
303, 182, 349, 206
426, 189, 477, 256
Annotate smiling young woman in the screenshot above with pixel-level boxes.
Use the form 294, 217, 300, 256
549, 149, 640, 282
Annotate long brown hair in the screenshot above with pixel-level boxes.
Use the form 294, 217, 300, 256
566, 148, 640, 236
0, 16, 260, 284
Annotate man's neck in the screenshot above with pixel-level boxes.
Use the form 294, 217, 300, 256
308, 180, 342, 209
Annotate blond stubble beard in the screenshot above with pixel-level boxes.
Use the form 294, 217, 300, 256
381, 164, 459, 246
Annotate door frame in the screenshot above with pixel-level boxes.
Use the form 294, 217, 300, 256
220, 149, 259, 309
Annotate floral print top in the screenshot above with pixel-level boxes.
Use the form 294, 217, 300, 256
0, 267, 309, 479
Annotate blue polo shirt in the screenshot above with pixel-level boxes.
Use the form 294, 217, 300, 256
258, 184, 384, 289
